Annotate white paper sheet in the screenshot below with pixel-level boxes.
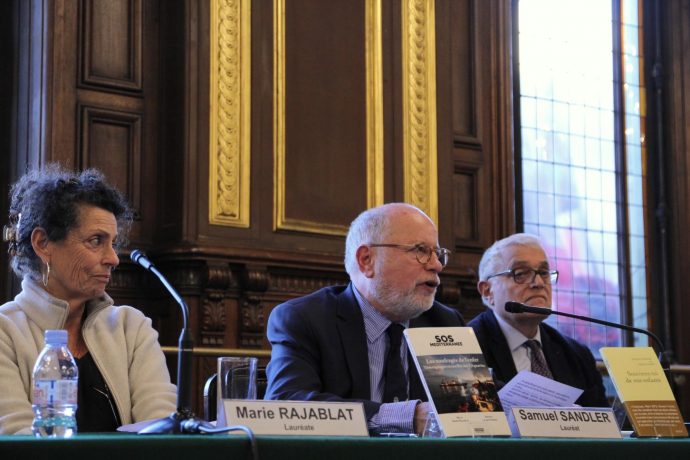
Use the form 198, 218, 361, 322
498, 370, 583, 414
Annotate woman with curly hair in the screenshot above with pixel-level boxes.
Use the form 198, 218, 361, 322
0, 165, 176, 434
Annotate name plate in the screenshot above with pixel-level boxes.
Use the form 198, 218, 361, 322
510, 407, 622, 439
221, 400, 369, 436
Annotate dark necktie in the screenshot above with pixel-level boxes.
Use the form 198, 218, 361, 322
525, 339, 553, 379
382, 323, 408, 403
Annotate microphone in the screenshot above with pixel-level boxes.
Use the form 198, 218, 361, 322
504, 301, 672, 379
130, 249, 212, 434
130, 249, 154, 270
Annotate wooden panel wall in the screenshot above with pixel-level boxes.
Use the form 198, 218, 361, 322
2, 0, 522, 416
8, 0, 689, 417
660, 0, 690, 418
33, 0, 159, 246
155, 0, 515, 410
435, 0, 515, 316
282, 1, 368, 228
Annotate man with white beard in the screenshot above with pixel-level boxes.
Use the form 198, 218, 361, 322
265, 203, 465, 435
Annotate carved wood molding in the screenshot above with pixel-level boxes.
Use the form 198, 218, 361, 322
135, 249, 480, 350
201, 261, 235, 345
239, 265, 270, 348
151, 258, 235, 346
109, 264, 145, 289
269, 271, 349, 297
209, 0, 251, 227
402, 0, 439, 223
201, 292, 228, 346
162, 260, 208, 290
240, 264, 271, 292
239, 295, 265, 348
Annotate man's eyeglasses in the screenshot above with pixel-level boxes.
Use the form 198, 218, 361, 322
367, 243, 450, 267
486, 267, 559, 285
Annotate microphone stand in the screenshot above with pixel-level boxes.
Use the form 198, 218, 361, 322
504, 301, 673, 384
131, 250, 212, 434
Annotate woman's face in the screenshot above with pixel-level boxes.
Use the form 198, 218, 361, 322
44, 205, 119, 307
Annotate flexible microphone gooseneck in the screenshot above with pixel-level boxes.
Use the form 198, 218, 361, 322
504, 301, 672, 379
130, 249, 211, 434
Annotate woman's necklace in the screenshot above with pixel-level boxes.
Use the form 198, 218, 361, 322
70, 333, 88, 358
67, 307, 89, 358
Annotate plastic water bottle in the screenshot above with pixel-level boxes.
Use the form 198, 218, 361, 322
31, 329, 78, 437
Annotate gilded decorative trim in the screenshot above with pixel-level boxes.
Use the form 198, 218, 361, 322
209, 0, 251, 227
402, 0, 438, 223
274, 0, 384, 235
272, 0, 289, 232
366, 0, 384, 209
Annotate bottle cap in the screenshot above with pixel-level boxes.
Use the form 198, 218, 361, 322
44, 329, 68, 345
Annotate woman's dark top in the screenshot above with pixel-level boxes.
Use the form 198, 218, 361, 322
76, 352, 122, 432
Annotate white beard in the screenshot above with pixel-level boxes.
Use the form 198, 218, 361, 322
372, 277, 434, 322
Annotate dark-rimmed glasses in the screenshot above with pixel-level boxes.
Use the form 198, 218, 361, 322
367, 243, 450, 267
486, 267, 558, 285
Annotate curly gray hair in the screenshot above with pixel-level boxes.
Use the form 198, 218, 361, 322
5, 164, 132, 281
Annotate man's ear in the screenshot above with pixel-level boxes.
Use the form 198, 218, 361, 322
356, 245, 375, 278
477, 280, 493, 306
31, 227, 51, 262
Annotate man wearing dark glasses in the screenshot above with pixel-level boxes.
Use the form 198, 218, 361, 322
470, 233, 607, 408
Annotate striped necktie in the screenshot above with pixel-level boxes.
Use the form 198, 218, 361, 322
524, 339, 553, 379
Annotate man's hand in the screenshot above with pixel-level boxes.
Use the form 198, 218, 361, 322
413, 401, 432, 436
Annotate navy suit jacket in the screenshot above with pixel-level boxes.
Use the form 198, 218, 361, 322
469, 309, 608, 407
265, 284, 466, 418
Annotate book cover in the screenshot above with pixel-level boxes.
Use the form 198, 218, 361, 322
404, 327, 511, 437
601, 346, 687, 437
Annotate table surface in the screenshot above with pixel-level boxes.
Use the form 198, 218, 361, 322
1, 434, 689, 460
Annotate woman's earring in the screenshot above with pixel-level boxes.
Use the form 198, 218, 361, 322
42, 261, 50, 287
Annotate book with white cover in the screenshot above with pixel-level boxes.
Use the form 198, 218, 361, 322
404, 327, 511, 437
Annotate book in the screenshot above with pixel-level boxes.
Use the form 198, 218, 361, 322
404, 327, 511, 437
601, 346, 687, 437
